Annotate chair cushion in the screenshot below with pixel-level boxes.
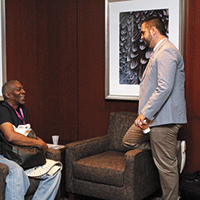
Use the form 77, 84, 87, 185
73, 151, 125, 187
25, 178, 40, 196
107, 112, 138, 152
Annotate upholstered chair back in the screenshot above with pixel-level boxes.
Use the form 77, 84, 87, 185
107, 112, 138, 152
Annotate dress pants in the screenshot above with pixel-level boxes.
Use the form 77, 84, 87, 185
123, 124, 181, 200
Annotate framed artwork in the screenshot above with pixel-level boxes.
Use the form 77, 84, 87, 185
0, 0, 6, 100
105, 0, 186, 100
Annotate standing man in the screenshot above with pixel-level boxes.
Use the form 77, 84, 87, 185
0, 80, 61, 200
123, 17, 187, 200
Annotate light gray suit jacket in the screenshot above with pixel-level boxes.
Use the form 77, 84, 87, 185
139, 39, 187, 127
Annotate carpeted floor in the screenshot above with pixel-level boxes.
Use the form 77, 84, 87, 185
59, 189, 162, 200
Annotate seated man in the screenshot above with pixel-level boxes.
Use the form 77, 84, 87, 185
0, 80, 61, 200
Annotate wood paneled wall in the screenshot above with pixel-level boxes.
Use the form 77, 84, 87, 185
4, 0, 200, 173
6, 0, 79, 143
182, 0, 200, 173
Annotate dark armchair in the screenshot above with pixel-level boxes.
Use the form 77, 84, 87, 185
65, 112, 160, 200
0, 148, 61, 200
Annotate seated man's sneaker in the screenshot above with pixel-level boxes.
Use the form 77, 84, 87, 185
177, 140, 186, 173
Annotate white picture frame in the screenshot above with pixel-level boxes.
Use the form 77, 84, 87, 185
0, 0, 6, 100
105, 0, 185, 100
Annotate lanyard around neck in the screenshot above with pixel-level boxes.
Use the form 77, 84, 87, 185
8, 103, 26, 125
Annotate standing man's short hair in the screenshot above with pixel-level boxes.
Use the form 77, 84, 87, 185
141, 17, 168, 37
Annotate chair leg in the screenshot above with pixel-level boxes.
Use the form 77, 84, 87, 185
68, 193, 75, 200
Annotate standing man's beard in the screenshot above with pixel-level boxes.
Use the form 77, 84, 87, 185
144, 40, 150, 47
143, 33, 153, 48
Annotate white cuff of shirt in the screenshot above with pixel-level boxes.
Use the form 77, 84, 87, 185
143, 127, 150, 134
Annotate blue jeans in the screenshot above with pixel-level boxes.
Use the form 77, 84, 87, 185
0, 155, 61, 200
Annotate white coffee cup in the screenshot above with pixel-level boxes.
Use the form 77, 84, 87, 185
52, 135, 59, 145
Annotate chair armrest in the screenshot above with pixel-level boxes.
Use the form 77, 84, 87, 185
65, 135, 109, 161
124, 149, 160, 200
0, 163, 9, 200
124, 149, 143, 185
65, 135, 109, 193
46, 148, 62, 161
